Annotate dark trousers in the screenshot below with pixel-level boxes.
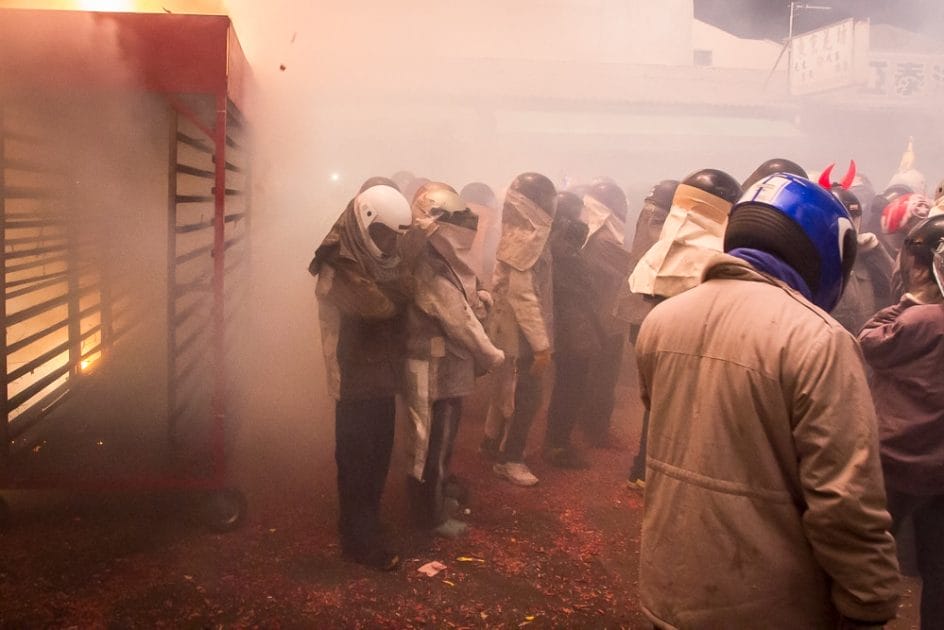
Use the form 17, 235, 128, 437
410, 397, 462, 528
545, 353, 591, 449
582, 334, 626, 442
886, 490, 944, 629
335, 397, 395, 555
628, 408, 650, 480
501, 352, 543, 462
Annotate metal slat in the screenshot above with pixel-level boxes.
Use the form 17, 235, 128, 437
6, 362, 71, 413
5, 243, 68, 260
176, 244, 212, 265
5, 283, 99, 327
176, 132, 213, 154
175, 194, 214, 204
5, 275, 67, 300
176, 163, 215, 179
175, 219, 213, 234
5, 303, 100, 356
1, 187, 61, 200
6, 256, 68, 274
7, 340, 70, 382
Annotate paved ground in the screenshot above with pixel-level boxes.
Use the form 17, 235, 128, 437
0, 350, 921, 628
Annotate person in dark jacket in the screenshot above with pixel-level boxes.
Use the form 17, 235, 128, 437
542, 192, 596, 468
859, 215, 944, 630
578, 181, 635, 448
309, 183, 412, 571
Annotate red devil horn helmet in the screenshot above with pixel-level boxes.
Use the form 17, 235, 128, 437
818, 163, 835, 188
840, 160, 857, 190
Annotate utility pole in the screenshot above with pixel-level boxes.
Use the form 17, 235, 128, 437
765, 1, 833, 90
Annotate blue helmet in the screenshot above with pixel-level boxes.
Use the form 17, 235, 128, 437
725, 173, 857, 311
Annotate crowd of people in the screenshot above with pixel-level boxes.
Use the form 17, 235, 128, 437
308, 144, 944, 628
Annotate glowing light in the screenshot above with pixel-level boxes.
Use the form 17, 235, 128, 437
76, 0, 138, 10
330, 172, 341, 183
80, 354, 100, 372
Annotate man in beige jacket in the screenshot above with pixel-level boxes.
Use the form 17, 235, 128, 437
636, 173, 900, 628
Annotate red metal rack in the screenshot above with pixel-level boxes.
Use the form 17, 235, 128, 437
0, 9, 251, 530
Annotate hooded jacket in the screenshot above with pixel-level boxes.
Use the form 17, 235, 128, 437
636, 255, 900, 628
310, 201, 408, 401
487, 189, 554, 357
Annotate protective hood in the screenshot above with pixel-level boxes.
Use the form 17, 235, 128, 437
309, 198, 401, 283
494, 188, 553, 272
581, 194, 625, 246
429, 221, 480, 302
627, 183, 732, 298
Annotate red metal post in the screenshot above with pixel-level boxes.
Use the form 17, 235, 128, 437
211, 94, 227, 482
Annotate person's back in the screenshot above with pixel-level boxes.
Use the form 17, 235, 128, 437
636, 173, 900, 628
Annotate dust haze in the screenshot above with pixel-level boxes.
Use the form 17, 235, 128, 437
3, 0, 943, 488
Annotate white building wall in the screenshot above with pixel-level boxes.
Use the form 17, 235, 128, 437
691, 19, 782, 69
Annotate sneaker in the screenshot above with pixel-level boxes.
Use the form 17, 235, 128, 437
626, 477, 646, 492
432, 518, 469, 539
542, 446, 589, 469
493, 461, 539, 487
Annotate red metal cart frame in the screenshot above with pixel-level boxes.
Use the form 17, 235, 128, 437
0, 9, 251, 529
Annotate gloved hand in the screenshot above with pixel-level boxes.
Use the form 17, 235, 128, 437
857, 232, 880, 252
529, 348, 552, 378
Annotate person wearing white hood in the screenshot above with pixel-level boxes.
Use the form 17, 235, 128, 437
481, 172, 556, 487
402, 183, 505, 538
627, 168, 741, 300
309, 183, 413, 571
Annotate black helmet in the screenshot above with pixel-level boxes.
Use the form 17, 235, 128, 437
903, 215, 944, 296
830, 187, 863, 223
554, 191, 584, 222
460, 182, 497, 208
587, 181, 628, 221
645, 179, 680, 211
742, 158, 806, 190
683, 168, 742, 205
510, 172, 557, 216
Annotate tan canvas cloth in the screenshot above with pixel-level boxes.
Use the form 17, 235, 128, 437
494, 189, 553, 272
581, 194, 625, 246
628, 184, 731, 298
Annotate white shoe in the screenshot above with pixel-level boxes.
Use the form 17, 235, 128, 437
493, 462, 539, 487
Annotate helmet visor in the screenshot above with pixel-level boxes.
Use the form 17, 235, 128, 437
933, 241, 944, 297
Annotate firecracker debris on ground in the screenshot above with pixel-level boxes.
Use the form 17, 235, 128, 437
0, 354, 921, 628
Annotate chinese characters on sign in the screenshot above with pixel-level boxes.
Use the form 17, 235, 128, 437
862, 55, 944, 98
789, 18, 869, 96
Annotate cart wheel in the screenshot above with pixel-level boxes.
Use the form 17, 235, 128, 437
203, 488, 247, 533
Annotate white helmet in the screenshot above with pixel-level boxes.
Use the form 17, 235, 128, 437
355, 185, 412, 234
